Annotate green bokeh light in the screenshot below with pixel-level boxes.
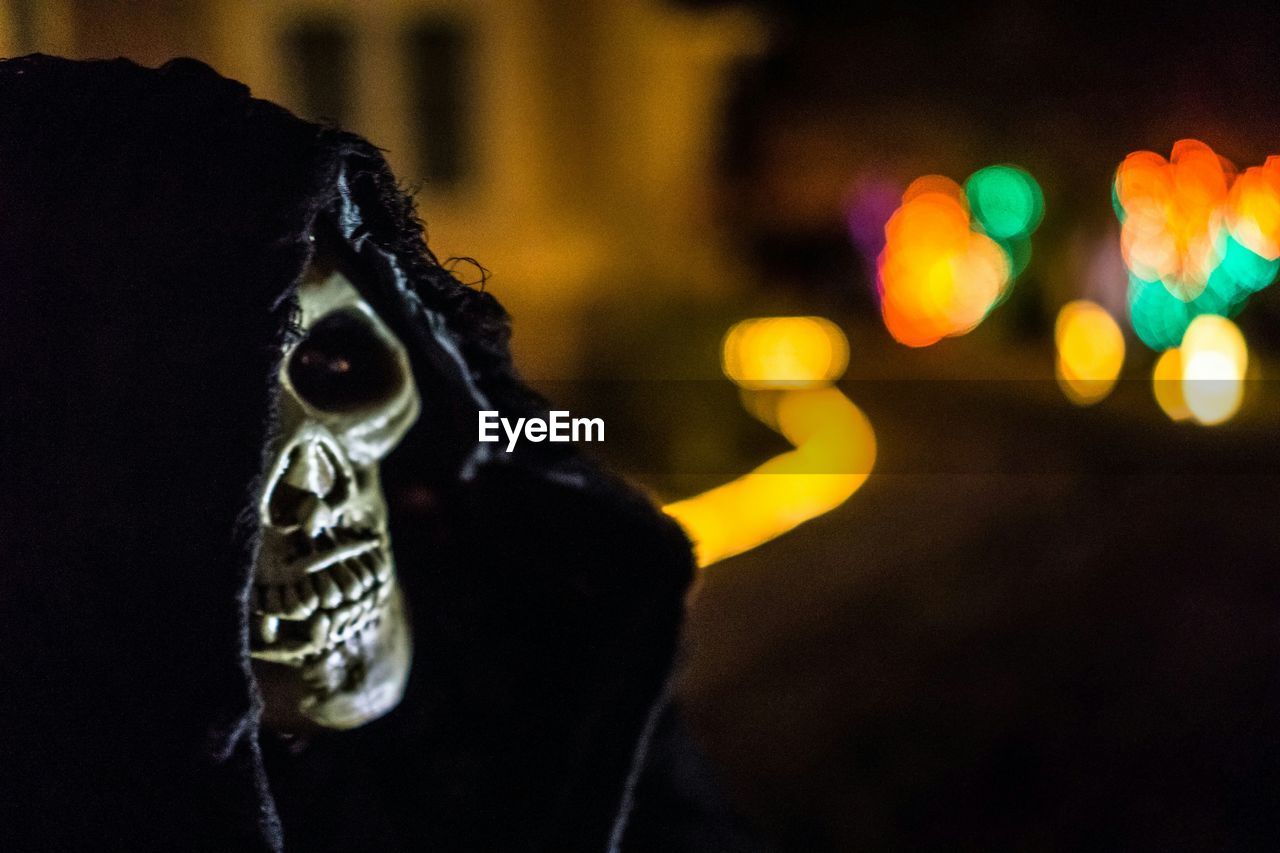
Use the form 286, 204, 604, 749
1131, 286, 1238, 353
965, 165, 1045, 240
1128, 275, 1196, 351
1218, 234, 1279, 293
1126, 236, 1276, 351
1000, 233, 1033, 279
1110, 173, 1126, 225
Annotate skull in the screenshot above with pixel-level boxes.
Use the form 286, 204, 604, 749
250, 251, 420, 731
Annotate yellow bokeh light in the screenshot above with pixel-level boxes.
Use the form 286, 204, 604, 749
1180, 314, 1247, 425
1152, 348, 1192, 422
721, 316, 850, 389
1054, 300, 1125, 406
1182, 313, 1247, 374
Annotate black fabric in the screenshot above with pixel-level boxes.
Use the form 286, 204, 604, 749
622, 708, 773, 853
0, 55, 693, 852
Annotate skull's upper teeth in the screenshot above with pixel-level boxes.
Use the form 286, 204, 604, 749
313, 571, 343, 609
331, 562, 362, 600
352, 558, 375, 591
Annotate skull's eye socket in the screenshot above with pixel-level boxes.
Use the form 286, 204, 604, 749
287, 310, 405, 412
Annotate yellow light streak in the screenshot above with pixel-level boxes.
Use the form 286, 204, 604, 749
665, 318, 875, 568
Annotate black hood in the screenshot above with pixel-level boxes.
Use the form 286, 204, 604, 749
0, 55, 693, 852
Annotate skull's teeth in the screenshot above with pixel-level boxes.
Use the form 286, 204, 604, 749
353, 556, 375, 591
252, 556, 382, 620
329, 601, 378, 645
253, 603, 387, 665
332, 562, 363, 602
328, 600, 365, 644
297, 576, 320, 614
281, 584, 306, 619
257, 615, 279, 645
309, 613, 332, 647
251, 538, 395, 661
314, 571, 344, 609
373, 552, 391, 583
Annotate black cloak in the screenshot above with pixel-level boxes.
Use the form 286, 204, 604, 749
0, 55, 699, 851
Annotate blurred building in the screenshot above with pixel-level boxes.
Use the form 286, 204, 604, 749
0, 0, 765, 375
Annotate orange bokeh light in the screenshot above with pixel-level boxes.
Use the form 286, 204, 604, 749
1116, 140, 1280, 351
1227, 156, 1280, 261
1115, 139, 1233, 301
878, 175, 1011, 347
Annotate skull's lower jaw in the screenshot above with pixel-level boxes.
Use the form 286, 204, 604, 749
252, 585, 412, 731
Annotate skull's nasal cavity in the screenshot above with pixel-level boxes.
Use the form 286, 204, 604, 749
267, 439, 351, 531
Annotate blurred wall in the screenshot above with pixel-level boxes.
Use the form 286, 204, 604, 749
1, 0, 765, 377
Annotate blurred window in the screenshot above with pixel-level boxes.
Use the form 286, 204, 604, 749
403, 18, 472, 189
282, 17, 354, 125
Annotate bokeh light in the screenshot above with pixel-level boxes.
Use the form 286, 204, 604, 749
1115, 140, 1280, 350
1227, 156, 1280, 260
877, 168, 1041, 347
1055, 300, 1125, 405
1152, 348, 1192, 422
1180, 314, 1248, 426
722, 316, 850, 389
965, 165, 1044, 240
1150, 316, 1248, 426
